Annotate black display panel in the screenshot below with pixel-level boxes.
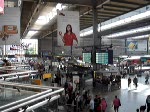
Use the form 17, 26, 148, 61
96, 50, 113, 64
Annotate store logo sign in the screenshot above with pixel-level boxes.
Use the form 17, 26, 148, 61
10, 42, 31, 50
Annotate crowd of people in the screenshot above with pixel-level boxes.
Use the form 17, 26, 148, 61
95, 74, 121, 92
64, 79, 122, 112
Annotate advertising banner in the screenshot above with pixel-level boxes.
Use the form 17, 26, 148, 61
0, 0, 4, 14
148, 37, 150, 54
0, 7, 20, 45
127, 40, 147, 51
4, 39, 38, 55
57, 11, 80, 46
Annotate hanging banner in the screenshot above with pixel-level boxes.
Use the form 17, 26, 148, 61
0, 7, 20, 45
57, 11, 80, 46
0, 0, 4, 14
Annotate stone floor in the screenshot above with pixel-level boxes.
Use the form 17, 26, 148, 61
88, 75, 149, 112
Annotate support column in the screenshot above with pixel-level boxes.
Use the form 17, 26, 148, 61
92, 1, 98, 70
51, 26, 54, 56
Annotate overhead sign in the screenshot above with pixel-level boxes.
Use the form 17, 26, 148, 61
57, 11, 80, 46
127, 40, 147, 51
0, 0, 4, 14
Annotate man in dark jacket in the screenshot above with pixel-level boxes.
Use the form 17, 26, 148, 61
146, 95, 150, 112
133, 76, 138, 89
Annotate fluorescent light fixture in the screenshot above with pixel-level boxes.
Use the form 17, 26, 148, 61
35, 3, 66, 26
25, 31, 38, 39
80, 5, 150, 37
35, 16, 48, 25
131, 34, 150, 39
104, 25, 150, 38
56, 3, 62, 10
101, 10, 150, 31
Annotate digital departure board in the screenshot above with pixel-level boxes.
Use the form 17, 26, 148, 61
96, 50, 113, 64
96, 52, 108, 64
83, 52, 91, 63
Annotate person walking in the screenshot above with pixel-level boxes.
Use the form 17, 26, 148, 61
146, 95, 150, 112
89, 96, 94, 112
94, 95, 99, 112
145, 74, 149, 84
133, 76, 138, 89
128, 77, 131, 88
113, 96, 121, 112
101, 98, 107, 112
108, 81, 112, 92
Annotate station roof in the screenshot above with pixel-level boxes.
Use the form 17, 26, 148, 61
14, 0, 150, 39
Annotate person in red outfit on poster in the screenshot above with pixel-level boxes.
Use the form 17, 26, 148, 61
59, 24, 78, 46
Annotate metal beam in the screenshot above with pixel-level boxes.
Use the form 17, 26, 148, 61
104, 4, 134, 10
82, 12, 114, 17
22, 0, 42, 38
111, 0, 142, 6
110, 1, 139, 8
39, 0, 93, 6
102, 7, 128, 13
103, 5, 131, 11
22, 0, 34, 1
98, 9, 123, 14
80, 16, 109, 19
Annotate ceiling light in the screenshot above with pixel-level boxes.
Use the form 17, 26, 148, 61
25, 31, 38, 39
80, 5, 150, 37
104, 25, 150, 38
130, 34, 150, 39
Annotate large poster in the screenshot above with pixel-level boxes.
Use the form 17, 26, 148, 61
0, 0, 4, 14
0, 7, 20, 45
127, 40, 147, 51
57, 11, 80, 46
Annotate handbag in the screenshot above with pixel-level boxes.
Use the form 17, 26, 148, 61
119, 99, 121, 106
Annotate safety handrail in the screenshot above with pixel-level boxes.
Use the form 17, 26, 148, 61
0, 81, 50, 90
1, 74, 36, 81
0, 70, 38, 77
25, 95, 60, 112
0, 89, 52, 111
1, 88, 64, 112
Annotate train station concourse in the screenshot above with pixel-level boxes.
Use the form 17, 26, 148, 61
1, 0, 150, 112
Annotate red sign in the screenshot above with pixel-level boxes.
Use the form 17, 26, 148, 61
0, 0, 4, 14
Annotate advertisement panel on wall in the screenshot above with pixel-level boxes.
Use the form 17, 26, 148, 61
57, 11, 80, 46
4, 39, 38, 55
0, 7, 20, 45
127, 40, 147, 51
149, 37, 150, 50
0, 0, 4, 14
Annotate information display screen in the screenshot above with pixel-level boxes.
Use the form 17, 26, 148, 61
96, 50, 113, 64
83, 52, 91, 63
96, 52, 108, 64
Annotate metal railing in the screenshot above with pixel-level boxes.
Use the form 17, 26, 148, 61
0, 66, 64, 112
